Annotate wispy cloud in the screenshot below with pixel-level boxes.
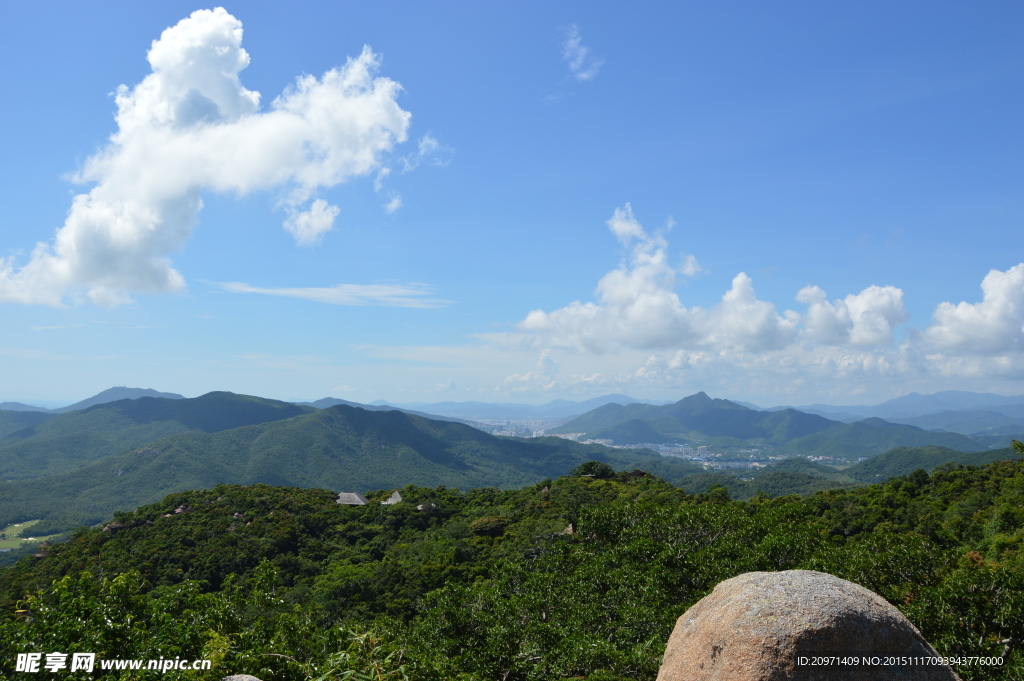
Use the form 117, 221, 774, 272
561, 24, 604, 82
30, 324, 83, 331
384, 194, 403, 214
210, 281, 452, 308
400, 134, 454, 173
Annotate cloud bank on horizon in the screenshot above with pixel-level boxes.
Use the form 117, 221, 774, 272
0, 8, 412, 307
497, 205, 1024, 392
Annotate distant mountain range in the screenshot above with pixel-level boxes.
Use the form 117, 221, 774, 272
551, 392, 987, 458
0, 392, 696, 535
372, 394, 673, 421
294, 397, 472, 424
763, 390, 1024, 421
0, 392, 314, 481
0, 387, 185, 414
11, 386, 1024, 434
2, 386, 1023, 537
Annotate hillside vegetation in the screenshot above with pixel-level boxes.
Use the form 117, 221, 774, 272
3, 445, 1024, 680
0, 410, 54, 439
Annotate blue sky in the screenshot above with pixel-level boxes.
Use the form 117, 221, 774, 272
0, 1, 1021, 407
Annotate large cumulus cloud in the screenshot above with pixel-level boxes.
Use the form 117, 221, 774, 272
521, 205, 801, 353
925, 264, 1024, 355
0, 7, 411, 306
507, 205, 1024, 393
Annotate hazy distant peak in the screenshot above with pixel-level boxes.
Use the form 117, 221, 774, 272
55, 387, 186, 413
0, 401, 50, 412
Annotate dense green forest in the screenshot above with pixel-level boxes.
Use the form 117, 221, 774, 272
3, 442, 1024, 680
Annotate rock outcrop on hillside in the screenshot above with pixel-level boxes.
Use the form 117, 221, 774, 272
657, 570, 960, 680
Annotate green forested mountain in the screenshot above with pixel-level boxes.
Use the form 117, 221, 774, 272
842, 444, 1024, 483
0, 409, 54, 439
589, 418, 672, 444
553, 392, 983, 456
555, 392, 835, 441
3, 449, 1024, 680
299, 397, 472, 424
0, 405, 699, 535
780, 417, 982, 458
0, 392, 314, 482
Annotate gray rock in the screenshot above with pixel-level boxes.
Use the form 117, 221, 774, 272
657, 570, 960, 681
221, 676, 262, 681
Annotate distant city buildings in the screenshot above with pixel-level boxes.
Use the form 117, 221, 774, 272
697, 445, 708, 457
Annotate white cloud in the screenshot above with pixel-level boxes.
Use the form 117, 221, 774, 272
283, 199, 340, 246
352, 256, 1024, 404
797, 284, 909, 346
925, 263, 1024, 355
211, 281, 451, 308
561, 24, 603, 82
680, 254, 705, 277
0, 7, 412, 306
435, 377, 456, 392
400, 134, 454, 173
519, 204, 799, 353
506, 207, 1024, 396
499, 349, 561, 392
384, 194, 403, 214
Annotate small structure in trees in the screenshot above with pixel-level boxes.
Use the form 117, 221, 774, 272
381, 491, 403, 505
336, 492, 369, 506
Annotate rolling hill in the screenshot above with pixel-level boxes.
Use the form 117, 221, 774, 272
779, 418, 981, 458
553, 392, 836, 442
0, 409, 55, 438
52, 386, 186, 413
0, 392, 314, 481
551, 392, 982, 457
841, 444, 1024, 483
299, 397, 472, 424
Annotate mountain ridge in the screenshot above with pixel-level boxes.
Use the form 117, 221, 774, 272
0, 392, 314, 482
0, 403, 698, 535
552, 391, 984, 456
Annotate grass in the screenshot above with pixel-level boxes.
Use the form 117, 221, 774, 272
0, 519, 60, 549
